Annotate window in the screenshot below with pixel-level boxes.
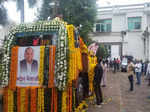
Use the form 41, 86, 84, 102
128, 17, 141, 31
96, 19, 112, 32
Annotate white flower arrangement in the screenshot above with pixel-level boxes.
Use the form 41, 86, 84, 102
0, 17, 69, 88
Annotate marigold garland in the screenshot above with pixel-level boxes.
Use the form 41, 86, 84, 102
41, 88, 44, 112
76, 48, 83, 72
79, 38, 88, 54
67, 25, 79, 85
62, 90, 67, 112
51, 88, 54, 112
48, 46, 56, 88
75, 100, 88, 112
50, 88, 58, 112
3, 88, 8, 112
67, 87, 72, 112
88, 56, 97, 93
38, 46, 45, 86
8, 89, 14, 112
54, 88, 58, 112
88, 56, 94, 93
17, 88, 21, 112
25, 88, 29, 112
30, 88, 37, 112
9, 46, 19, 90
20, 88, 26, 112
37, 88, 44, 112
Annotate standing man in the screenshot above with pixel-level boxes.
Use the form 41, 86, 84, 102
127, 60, 135, 91
135, 60, 142, 85
20, 47, 38, 75
146, 61, 150, 86
93, 58, 103, 107
113, 58, 117, 73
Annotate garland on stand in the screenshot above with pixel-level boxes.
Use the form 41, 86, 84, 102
88, 55, 97, 93
8, 89, 14, 112
67, 25, 78, 86
17, 88, 21, 112
25, 88, 29, 112
75, 100, 88, 112
1, 17, 91, 112
76, 48, 83, 72
61, 90, 67, 112
1, 17, 67, 87
3, 88, 8, 112
9, 46, 19, 90
55, 24, 68, 91
38, 46, 45, 86
30, 88, 37, 112
37, 88, 44, 112
67, 86, 73, 112
54, 88, 58, 112
51, 88, 58, 112
48, 46, 56, 88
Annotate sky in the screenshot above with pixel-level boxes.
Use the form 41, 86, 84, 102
3, 0, 150, 23
4, 0, 39, 23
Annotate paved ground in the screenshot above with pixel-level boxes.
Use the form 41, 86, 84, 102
119, 72, 150, 112
87, 70, 150, 112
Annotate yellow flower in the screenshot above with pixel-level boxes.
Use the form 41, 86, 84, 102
81, 110, 86, 112
38, 46, 45, 85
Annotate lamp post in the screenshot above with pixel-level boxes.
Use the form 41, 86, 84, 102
121, 31, 126, 59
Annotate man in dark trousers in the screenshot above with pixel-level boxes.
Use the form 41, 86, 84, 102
93, 59, 103, 107
127, 60, 135, 91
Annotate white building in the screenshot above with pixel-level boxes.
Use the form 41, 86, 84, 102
90, 3, 150, 61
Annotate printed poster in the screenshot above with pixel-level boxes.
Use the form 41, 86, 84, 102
16, 46, 40, 87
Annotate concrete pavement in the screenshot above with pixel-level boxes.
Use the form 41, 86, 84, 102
87, 71, 150, 112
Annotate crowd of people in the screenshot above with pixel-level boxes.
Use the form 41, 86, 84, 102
127, 59, 150, 91
93, 57, 150, 108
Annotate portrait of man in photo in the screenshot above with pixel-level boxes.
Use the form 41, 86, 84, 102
20, 47, 38, 75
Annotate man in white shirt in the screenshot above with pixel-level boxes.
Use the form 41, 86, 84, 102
135, 60, 142, 85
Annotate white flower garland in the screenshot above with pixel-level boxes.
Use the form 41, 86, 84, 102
1, 17, 68, 88
55, 24, 68, 90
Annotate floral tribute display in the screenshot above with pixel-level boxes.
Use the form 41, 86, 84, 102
1, 17, 93, 112
88, 51, 97, 94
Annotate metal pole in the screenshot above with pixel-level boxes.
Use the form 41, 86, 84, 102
121, 31, 126, 59
21, 0, 24, 23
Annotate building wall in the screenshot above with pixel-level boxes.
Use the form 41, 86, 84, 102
91, 3, 150, 60
112, 14, 126, 32
123, 32, 144, 60
147, 15, 150, 27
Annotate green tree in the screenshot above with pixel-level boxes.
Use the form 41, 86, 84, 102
96, 44, 109, 59
38, 0, 53, 20
38, 0, 97, 45
0, 1, 8, 25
